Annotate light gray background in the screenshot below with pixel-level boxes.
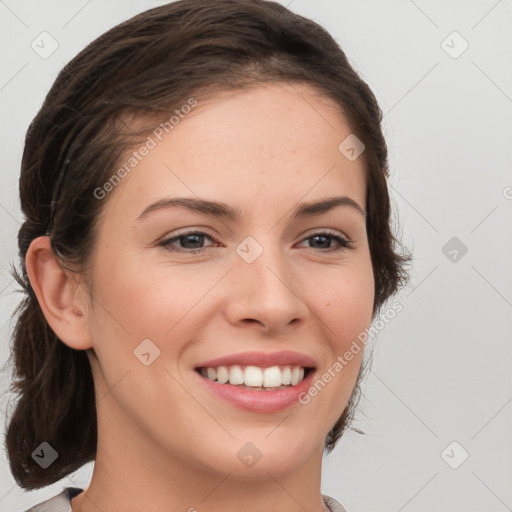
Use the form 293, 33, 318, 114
1, 1, 511, 511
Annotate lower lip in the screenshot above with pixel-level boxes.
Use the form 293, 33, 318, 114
194, 369, 316, 413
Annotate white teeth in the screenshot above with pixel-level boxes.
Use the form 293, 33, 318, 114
281, 367, 291, 385
244, 366, 263, 387
263, 366, 282, 387
290, 366, 300, 386
216, 366, 229, 384
201, 364, 308, 389
228, 365, 244, 385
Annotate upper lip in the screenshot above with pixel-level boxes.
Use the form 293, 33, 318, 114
195, 350, 317, 369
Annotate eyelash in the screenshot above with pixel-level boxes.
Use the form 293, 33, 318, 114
158, 228, 352, 255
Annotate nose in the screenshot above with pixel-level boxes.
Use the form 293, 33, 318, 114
223, 241, 308, 336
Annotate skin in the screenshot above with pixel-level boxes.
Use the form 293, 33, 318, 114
26, 83, 374, 512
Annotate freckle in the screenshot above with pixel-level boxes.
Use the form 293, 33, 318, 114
325, 302, 330, 307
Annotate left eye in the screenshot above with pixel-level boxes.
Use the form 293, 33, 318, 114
159, 230, 351, 254
298, 231, 351, 251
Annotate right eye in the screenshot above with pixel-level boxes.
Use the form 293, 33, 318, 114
158, 230, 219, 255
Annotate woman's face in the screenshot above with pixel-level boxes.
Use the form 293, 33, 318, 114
83, 83, 374, 479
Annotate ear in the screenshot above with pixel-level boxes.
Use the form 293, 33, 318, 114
25, 235, 93, 350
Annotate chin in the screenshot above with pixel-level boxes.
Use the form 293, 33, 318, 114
206, 429, 321, 479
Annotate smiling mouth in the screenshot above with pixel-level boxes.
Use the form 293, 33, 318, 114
195, 364, 314, 391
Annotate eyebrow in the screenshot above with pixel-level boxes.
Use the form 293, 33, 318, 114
136, 195, 366, 222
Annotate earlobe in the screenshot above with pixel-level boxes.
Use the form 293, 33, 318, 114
25, 235, 93, 350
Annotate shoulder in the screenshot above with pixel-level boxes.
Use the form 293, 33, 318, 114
20, 488, 83, 512
322, 494, 350, 512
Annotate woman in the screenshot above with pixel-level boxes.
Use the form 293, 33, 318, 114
6, 1, 410, 511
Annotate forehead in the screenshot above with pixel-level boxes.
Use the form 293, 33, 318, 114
100, 83, 367, 223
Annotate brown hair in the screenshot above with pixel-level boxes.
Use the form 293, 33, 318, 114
5, 0, 411, 490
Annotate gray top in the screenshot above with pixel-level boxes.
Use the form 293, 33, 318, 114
22, 487, 349, 512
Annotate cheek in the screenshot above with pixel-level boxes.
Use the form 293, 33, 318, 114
90, 249, 185, 338
310, 260, 375, 345
295, 263, 373, 437
87, 249, 224, 382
